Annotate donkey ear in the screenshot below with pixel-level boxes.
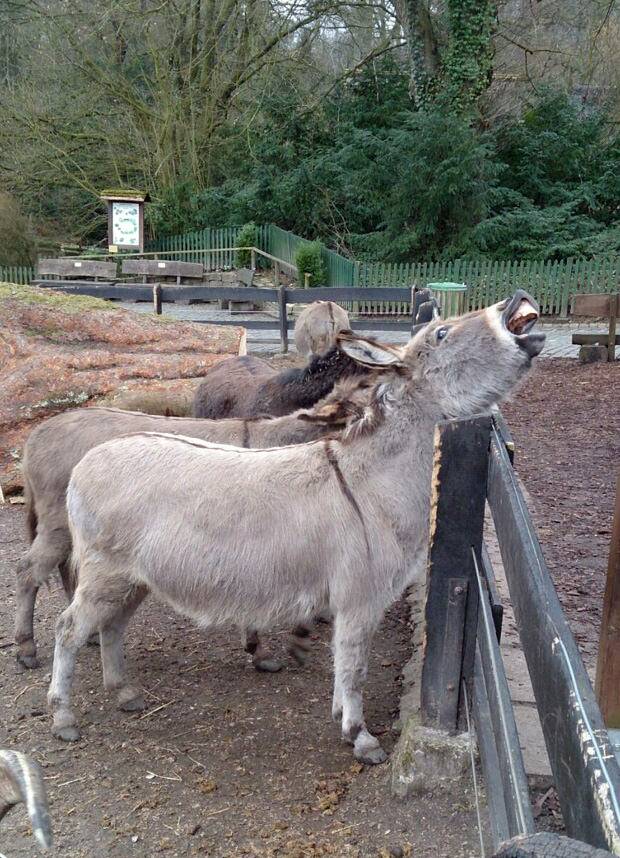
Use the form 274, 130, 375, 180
337, 333, 404, 368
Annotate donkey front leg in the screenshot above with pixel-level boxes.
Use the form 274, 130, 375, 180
332, 613, 387, 765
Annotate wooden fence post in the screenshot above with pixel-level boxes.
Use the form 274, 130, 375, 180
152, 284, 162, 315
420, 415, 491, 732
250, 248, 256, 271
596, 475, 620, 727
608, 293, 617, 362
277, 285, 288, 353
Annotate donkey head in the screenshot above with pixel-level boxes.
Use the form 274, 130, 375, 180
337, 290, 544, 420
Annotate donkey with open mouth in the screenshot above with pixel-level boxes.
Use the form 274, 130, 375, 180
48, 291, 544, 763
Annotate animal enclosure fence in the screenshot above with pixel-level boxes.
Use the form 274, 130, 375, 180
5, 229, 619, 319
147, 224, 620, 316
0, 265, 34, 285
423, 414, 620, 855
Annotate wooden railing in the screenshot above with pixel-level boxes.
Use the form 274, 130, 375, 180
421, 415, 620, 854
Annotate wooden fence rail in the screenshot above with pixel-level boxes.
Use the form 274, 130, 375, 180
422, 414, 620, 854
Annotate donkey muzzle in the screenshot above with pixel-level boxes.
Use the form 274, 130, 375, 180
500, 290, 545, 358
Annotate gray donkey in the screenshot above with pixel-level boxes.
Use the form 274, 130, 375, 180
15, 379, 373, 671
48, 292, 544, 763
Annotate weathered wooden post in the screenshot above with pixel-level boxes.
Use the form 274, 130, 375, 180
277, 285, 289, 354
609, 293, 617, 362
304, 272, 311, 289
153, 284, 162, 315
596, 475, 620, 727
420, 415, 491, 732
250, 248, 256, 271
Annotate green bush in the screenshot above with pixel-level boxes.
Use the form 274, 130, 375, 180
235, 222, 258, 268
0, 193, 36, 266
295, 241, 326, 287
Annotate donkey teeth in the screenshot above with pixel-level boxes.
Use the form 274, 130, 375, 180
507, 300, 539, 335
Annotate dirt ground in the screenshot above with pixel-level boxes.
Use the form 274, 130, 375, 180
1, 356, 616, 857
502, 358, 620, 671
0, 502, 482, 858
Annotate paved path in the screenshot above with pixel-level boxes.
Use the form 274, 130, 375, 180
119, 301, 604, 357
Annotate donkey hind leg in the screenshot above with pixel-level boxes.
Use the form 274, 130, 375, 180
15, 527, 71, 669
57, 559, 100, 649
48, 579, 138, 742
100, 587, 147, 712
332, 613, 386, 766
241, 627, 282, 673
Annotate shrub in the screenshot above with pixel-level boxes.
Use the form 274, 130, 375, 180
0, 193, 36, 266
295, 241, 327, 287
235, 222, 258, 268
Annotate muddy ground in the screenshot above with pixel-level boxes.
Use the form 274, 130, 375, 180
0, 503, 482, 857
0, 356, 616, 857
502, 358, 620, 671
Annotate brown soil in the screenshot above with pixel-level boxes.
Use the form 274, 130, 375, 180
0, 503, 482, 857
502, 358, 620, 670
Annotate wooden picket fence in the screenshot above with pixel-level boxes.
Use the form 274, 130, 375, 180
148, 224, 620, 317
147, 225, 271, 269
0, 265, 35, 285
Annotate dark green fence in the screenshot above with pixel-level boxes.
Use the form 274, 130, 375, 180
147, 225, 271, 269
354, 258, 620, 316
148, 224, 619, 315
0, 265, 35, 285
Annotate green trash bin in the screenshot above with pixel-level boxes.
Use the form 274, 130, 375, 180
426, 282, 468, 317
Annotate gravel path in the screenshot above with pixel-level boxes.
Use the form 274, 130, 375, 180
118, 300, 601, 357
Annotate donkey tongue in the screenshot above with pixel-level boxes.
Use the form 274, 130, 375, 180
507, 298, 539, 335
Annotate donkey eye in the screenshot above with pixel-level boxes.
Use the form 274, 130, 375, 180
436, 326, 449, 342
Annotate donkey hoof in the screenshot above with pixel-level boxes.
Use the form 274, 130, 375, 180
17, 653, 40, 670
52, 724, 81, 743
119, 694, 146, 712
86, 633, 100, 647
354, 745, 388, 766
288, 646, 308, 667
253, 657, 283, 673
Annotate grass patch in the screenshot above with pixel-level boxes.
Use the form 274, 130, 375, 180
0, 282, 116, 313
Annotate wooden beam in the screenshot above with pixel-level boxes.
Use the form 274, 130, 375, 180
572, 333, 620, 346
596, 476, 620, 727
487, 429, 620, 850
